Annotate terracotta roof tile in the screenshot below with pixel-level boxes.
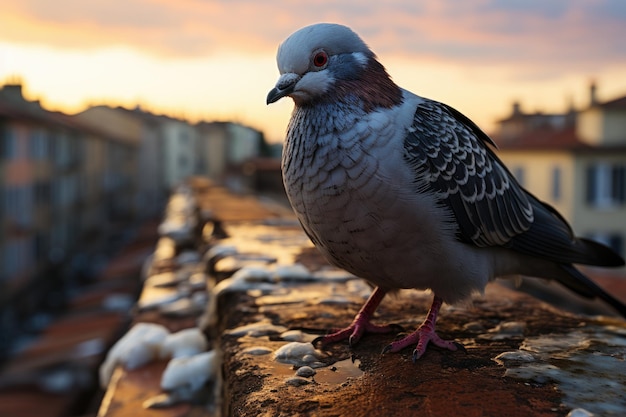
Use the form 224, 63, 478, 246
494, 127, 591, 151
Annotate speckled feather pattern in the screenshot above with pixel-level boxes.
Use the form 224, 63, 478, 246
282, 91, 493, 303
404, 99, 534, 247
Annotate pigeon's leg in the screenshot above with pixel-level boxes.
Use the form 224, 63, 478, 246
313, 287, 399, 347
383, 295, 464, 361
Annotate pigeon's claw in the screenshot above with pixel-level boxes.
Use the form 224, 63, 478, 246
314, 320, 400, 348
383, 320, 462, 361
412, 328, 462, 361
312, 287, 401, 348
382, 295, 464, 361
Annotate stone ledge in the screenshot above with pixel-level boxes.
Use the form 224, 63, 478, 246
96, 178, 626, 417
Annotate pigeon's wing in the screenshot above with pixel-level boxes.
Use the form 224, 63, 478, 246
403, 99, 625, 267
403, 99, 534, 247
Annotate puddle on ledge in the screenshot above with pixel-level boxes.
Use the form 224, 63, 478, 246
235, 326, 366, 388
266, 356, 364, 387
313, 357, 364, 385
494, 325, 626, 416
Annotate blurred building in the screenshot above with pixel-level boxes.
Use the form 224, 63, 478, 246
160, 116, 198, 188
195, 121, 229, 179
75, 105, 166, 217
0, 83, 139, 354
196, 121, 264, 183
0, 81, 271, 351
495, 82, 626, 262
78, 109, 267, 199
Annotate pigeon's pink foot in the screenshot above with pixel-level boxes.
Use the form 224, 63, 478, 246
313, 287, 401, 347
383, 296, 465, 361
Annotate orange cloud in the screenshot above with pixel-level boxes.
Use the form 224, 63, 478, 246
1, 0, 626, 143
2, 0, 625, 72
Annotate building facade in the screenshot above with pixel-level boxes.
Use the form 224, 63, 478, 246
0, 83, 139, 325
75, 105, 166, 218
495, 84, 626, 262
1, 81, 268, 300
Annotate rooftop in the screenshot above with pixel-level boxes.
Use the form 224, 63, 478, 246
493, 87, 626, 152
592, 95, 626, 110
494, 126, 589, 151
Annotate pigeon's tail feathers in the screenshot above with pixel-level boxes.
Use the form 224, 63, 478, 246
539, 199, 624, 267
507, 196, 625, 267
557, 264, 626, 318
575, 237, 625, 268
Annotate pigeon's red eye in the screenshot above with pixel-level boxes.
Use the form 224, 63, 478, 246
313, 51, 328, 67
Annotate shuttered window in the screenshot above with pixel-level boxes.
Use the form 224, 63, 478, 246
586, 163, 626, 208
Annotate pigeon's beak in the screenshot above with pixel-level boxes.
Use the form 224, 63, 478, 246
266, 87, 289, 104
266, 73, 299, 104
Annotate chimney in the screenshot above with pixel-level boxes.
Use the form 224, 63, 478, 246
589, 80, 598, 107
512, 101, 521, 116
1, 82, 24, 101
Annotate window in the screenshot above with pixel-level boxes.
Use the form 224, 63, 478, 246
0, 125, 6, 158
179, 130, 189, 145
54, 132, 71, 167
2, 185, 33, 227
34, 181, 51, 205
34, 232, 49, 262
551, 166, 561, 201
178, 154, 189, 168
29, 129, 49, 159
1, 125, 18, 159
612, 165, 626, 203
586, 163, 626, 208
2, 238, 33, 279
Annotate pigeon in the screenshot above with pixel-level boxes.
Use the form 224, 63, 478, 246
266, 23, 626, 360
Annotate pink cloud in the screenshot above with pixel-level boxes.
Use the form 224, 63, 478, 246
1, 0, 624, 78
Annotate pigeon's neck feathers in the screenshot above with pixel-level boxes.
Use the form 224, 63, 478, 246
315, 56, 403, 112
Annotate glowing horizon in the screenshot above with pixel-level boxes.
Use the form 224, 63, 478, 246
1, 1, 626, 143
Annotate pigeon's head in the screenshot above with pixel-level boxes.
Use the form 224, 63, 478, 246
266, 23, 402, 109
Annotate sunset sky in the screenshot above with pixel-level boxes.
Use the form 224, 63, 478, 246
1, 0, 626, 143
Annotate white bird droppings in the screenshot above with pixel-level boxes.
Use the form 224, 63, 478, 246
225, 320, 288, 337
311, 269, 357, 282
242, 346, 273, 356
462, 321, 486, 332
229, 266, 274, 284
492, 350, 536, 366
480, 321, 526, 341
280, 330, 317, 343
160, 350, 218, 392
159, 327, 208, 359
273, 342, 326, 368
567, 408, 595, 417
205, 244, 238, 262
274, 263, 312, 281
285, 376, 311, 386
493, 321, 526, 335
295, 366, 316, 378
99, 322, 169, 388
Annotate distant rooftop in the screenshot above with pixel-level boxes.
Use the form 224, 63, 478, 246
494, 82, 626, 151
495, 126, 589, 151
594, 95, 626, 110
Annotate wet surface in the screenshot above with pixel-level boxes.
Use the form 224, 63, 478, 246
495, 321, 626, 415
95, 179, 626, 417
209, 199, 626, 417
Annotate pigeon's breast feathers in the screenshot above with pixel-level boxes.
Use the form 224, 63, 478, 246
267, 23, 403, 111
